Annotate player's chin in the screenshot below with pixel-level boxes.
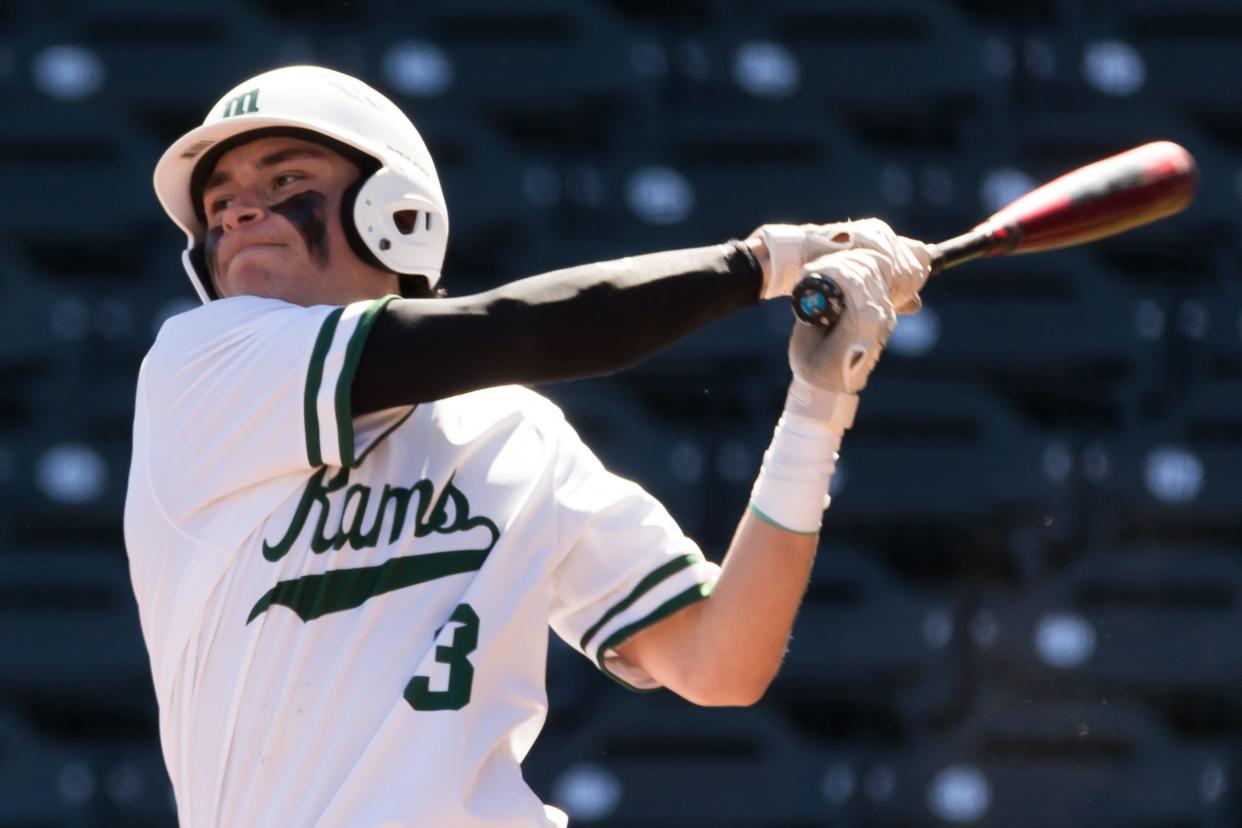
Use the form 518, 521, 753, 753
219, 259, 292, 301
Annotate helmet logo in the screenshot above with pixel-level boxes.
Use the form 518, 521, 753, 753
220, 88, 260, 119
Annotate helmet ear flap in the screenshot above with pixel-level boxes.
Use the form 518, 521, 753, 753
339, 175, 387, 272
183, 244, 218, 302
347, 167, 448, 288
339, 176, 439, 298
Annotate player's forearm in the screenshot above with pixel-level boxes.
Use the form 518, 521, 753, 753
352, 241, 763, 413
691, 511, 818, 703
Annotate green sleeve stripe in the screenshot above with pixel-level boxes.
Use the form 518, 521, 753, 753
595, 580, 715, 692
748, 502, 820, 536
579, 553, 699, 653
334, 295, 400, 469
304, 307, 345, 468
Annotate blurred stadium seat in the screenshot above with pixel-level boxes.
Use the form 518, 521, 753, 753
0, 706, 91, 826
868, 693, 1234, 827
1104, 0, 1242, 119
0, 701, 173, 827
775, 544, 965, 729
0, 242, 75, 380
38, 0, 279, 147
0, 99, 157, 245
0, 421, 130, 543
437, 0, 635, 108
826, 378, 1059, 526
525, 694, 864, 827
0, 549, 149, 709
84, 741, 176, 827
1095, 381, 1242, 530
1200, 271, 1242, 382
661, 108, 882, 232
974, 546, 1242, 705
890, 251, 1153, 396
768, 0, 990, 111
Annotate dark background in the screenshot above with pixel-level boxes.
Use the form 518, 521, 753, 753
2, 0, 1241, 825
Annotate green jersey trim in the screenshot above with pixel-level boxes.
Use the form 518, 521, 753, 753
747, 502, 820, 536
247, 544, 493, 624
579, 553, 699, 652
335, 295, 400, 468
304, 307, 345, 467
594, 580, 715, 692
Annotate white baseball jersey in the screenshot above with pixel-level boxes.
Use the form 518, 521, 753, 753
124, 295, 720, 827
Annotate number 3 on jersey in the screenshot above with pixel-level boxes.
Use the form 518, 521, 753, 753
404, 603, 479, 711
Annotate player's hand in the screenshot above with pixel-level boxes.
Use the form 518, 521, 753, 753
750, 222, 852, 301
786, 241, 928, 399
750, 218, 931, 310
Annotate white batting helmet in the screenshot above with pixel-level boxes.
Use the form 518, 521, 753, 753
153, 65, 448, 302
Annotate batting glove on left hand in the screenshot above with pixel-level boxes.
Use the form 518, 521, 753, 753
753, 218, 931, 312
752, 222, 852, 301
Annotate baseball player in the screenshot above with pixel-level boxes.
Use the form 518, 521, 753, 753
124, 65, 930, 827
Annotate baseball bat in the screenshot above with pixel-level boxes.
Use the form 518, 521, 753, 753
792, 140, 1198, 327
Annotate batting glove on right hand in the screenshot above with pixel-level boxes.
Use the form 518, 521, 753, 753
788, 249, 897, 401
787, 234, 931, 406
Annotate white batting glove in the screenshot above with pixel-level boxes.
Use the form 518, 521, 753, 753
752, 218, 932, 312
789, 248, 899, 397
752, 222, 853, 301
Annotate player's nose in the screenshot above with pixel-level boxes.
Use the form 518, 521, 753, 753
220, 197, 268, 232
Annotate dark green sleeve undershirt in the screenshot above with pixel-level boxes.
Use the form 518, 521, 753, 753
351, 240, 763, 414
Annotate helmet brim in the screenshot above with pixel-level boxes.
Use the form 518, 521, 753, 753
153, 114, 382, 246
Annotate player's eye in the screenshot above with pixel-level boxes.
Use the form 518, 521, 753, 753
209, 195, 233, 215
273, 172, 302, 188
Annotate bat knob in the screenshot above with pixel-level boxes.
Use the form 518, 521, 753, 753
792, 272, 846, 329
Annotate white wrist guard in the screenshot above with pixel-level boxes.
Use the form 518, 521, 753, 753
749, 379, 858, 534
